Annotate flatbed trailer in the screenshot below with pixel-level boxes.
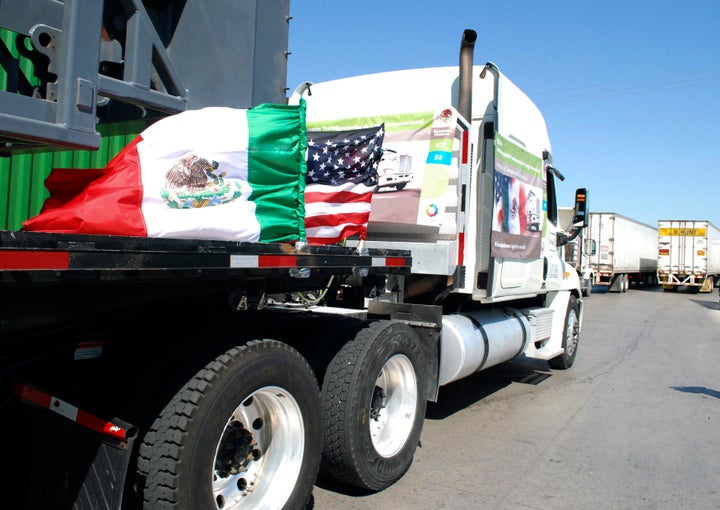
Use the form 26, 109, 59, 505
0, 231, 413, 509
0, 230, 411, 335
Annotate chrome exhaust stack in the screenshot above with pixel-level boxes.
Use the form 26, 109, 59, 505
458, 29, 477, 122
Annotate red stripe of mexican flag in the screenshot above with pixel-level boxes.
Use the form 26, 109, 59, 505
23, 102, 307, 243
22, 138, 146, 235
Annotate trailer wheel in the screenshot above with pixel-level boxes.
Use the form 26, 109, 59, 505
549, 295, 580, 370
321, 320, 427, 491
139, 340, 321, 510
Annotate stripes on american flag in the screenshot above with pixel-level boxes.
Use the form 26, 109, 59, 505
305, 124, 384, 244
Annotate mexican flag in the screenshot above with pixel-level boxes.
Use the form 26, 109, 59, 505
23, 102, 307, 243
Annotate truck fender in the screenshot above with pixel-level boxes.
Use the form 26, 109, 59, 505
542, 290, 582, 356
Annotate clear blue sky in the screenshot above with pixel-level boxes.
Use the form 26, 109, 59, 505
286, 0, 720, 229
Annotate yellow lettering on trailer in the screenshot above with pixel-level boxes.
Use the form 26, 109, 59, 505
658, 228, 707, 237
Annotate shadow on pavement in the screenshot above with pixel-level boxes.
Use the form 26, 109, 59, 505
670, 386, 720, 399
689, 298, 720, 310
425, 357, 552, 420
312, 474, 374, 500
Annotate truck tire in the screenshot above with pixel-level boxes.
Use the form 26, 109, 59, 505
549, 295, 580, 370
581, 280, 591, 297
321, 320, 427, 491
139, 340, 321, 510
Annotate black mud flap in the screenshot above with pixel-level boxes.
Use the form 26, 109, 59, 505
72, 418, 137, 510
1, 403, 137, 510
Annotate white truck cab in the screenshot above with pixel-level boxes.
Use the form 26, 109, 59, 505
292, 60, 585, 305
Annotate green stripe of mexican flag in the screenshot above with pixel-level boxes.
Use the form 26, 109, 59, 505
247, 102, 307, 241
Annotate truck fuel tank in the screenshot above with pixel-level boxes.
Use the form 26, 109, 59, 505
439, 309, 532, 386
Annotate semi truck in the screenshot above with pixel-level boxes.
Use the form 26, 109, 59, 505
586, 212, 658, 292
657, 220, 720, 292
0, 3, 588, 509
559, 206, 594, 296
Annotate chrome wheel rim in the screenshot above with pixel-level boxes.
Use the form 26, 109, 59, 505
369, 354, 418, 457
565, 309, 579, 357
212, 386, 304, 509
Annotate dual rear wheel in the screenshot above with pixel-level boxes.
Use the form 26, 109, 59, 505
138, 322, 428, 508
139, 310, 578, 506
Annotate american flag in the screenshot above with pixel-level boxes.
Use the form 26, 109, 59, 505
304, 124, 384, 244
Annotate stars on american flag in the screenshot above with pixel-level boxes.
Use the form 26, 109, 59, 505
306, 125, 384, 187
494, 172, 511, 205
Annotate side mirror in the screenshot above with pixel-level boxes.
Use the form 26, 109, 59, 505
557, 231, 569, 248
562, 188, 589, 245
572, 188, 588, 228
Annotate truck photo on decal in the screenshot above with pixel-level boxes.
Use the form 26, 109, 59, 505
526, 189, 542, 232
376, 148, 414, 192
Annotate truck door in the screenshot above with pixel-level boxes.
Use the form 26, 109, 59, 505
488, 132, 545, 296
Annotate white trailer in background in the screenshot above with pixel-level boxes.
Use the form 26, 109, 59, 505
587, 212, 658, 292
657, 220, 720, 292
